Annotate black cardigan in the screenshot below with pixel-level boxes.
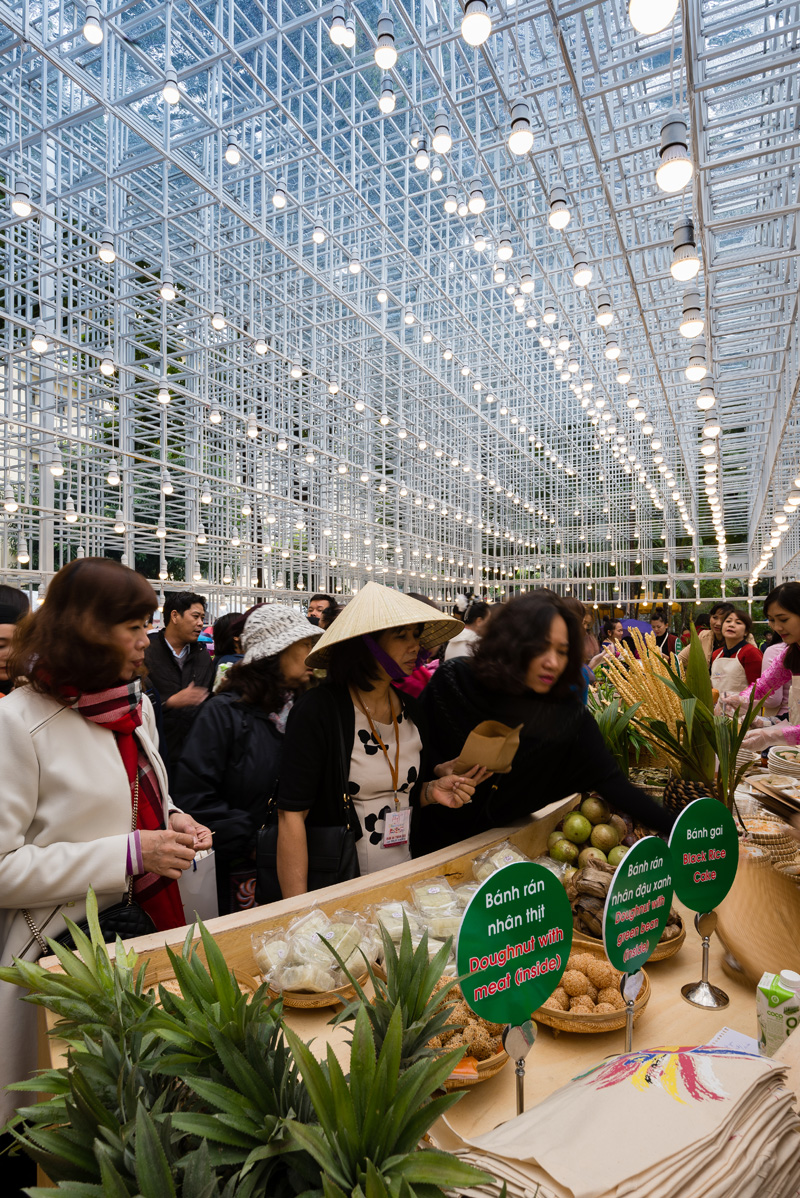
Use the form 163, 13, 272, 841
277, 683, 430, 835
415, 657, 674, 855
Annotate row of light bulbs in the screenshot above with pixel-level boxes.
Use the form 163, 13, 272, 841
750, 474, 800, 585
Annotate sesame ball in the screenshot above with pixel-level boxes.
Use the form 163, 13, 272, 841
570, 995, 596, 1013
595, 1002, 617, 1014
562, 969, 590, 997
597, 987, 625, 1010
585, 959, 618, 990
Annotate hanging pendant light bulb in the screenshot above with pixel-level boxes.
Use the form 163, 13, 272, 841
429, 155, 443, 183
107, 457, 121, 486
655, 111, 694, 193
290, 357, 303, 379
329, 1, 348, 44
432, 107, 452, 154
30, 321, 49, 353
519, 265, 534, 293
702, 414, 721, 438
493, 263, 506, 284
457, 195, 469, 216
628, 0, 678, 34
696, 383, 716, 410
595, 290, 613, 327
461, 0, 492, 46
222, 563, 232, 584
159, 269, 176, 301
543, 304, 557, 325
98, 231, 116, 263
680, 289, 704, 338
114, 510, 126, 534
414, 136, 430, 170
230, 526, 241, 547
472, 226, 487, 252
468, 177, 486, 214
507, 98, 534, 155
376, 283, 389, 303
348, 254, 361, 273
158, 556, 169, 580
160, 468, 173, 495
616, 359, 631, 384
4, 485, 18, 513
572, 247, 593, 288
196, 522, 207, 544
16, 534, 30, 565
208, 404, 222, 424
700, 437, 717, 457
328, 379, 340, 393
246, 414, 258, 439
211, 304, 226, 330
99, 348, 115, 377
443, 188, 458, 214
83, 3, 104, 43
496, 225, 513, 261
378, 75, 396, 113
374, 10, 397, 68
162, 66, 180, 105
686, 337, 707, 381
442, 345, 453, 360
604, 336, 621, 360
312, 222, 326, 244
254, 334, 268, 355
671, 217, 700, 281
64, 495, 78, 522
224, 140, 241, 165
157, 377, 171, 404
200, 480, 212, 504
548, 181, 570, 230
342, 13, 356, 48
49, 447, 64, 476
11, 178, 32, 219
272, 176, 287, 208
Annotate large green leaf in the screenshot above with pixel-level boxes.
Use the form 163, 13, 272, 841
133, 1103, 177, 1198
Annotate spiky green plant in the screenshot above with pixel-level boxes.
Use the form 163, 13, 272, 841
328, 916, 461, 1069
283, 1004, 492, 1198
636, 624, 765, 810
588, 692, 654, 776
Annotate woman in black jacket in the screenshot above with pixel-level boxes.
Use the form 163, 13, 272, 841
417, 591, 674, 856
173, 605, 321, 912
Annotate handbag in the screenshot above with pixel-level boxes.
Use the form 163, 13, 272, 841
255, 698, 360, 904
22, 773, 156, 954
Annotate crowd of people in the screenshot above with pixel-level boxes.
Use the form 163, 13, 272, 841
2, 559, 800, 1134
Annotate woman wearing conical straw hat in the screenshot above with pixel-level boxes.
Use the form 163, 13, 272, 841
275, 582, 491, 897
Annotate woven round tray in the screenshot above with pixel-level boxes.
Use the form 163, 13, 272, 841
774, 862, 800, 887
533, 945, 651, 1034
571, 913, 685, 963
149, 968, 260, 1000
443, 1048, 509, 1091
267, 971, 369, 1009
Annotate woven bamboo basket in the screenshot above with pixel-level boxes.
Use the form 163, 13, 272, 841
267, 971, 369, 1008
571, 914, 686, 963
149, 967, 260, 1000
533, 945, 651, 1035
443, 1047, 509, 1091
716, 846, 800, 982
774, 862, 800, 888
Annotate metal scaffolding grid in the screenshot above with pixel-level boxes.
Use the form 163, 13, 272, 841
0, 0, 797, 609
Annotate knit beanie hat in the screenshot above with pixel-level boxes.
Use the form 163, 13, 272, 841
241, 603, 322, 665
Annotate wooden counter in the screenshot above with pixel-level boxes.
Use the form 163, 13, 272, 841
36, 795, 800, 1184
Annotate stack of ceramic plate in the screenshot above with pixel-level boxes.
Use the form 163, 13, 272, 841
767, 745, 800, 779
736, 747, 761, 771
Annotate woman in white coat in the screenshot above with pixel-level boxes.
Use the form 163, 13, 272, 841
0, 558, 211, 1129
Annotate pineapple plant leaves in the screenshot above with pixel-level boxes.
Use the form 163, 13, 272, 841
327, 916, 461, 1069
283, 1005, 492, 1198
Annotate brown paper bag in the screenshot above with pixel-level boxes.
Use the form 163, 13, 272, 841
452, 721, 523, 775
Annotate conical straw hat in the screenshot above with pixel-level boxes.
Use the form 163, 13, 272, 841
305, 581, 462, 668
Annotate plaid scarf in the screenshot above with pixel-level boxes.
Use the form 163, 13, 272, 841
73, 679, 185, 931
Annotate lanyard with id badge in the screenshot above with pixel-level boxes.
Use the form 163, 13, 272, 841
362, 700, 411, 847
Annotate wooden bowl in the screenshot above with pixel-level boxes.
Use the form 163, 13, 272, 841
267, 972, 369, 1008
571, 912, 686, 963
443, 1048, 509, 1091
534, 945, 651, 1034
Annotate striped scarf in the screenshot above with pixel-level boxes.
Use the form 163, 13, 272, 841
73, 679, 185, 931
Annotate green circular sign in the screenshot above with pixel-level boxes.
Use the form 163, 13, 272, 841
668, 798, 738, 911
602, 836, 674, 973
457, 862, 573, 1024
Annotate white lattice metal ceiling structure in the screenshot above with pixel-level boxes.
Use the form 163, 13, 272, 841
0, 0, 798, 607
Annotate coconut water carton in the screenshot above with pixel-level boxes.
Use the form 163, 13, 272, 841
756, 970, 800, 1057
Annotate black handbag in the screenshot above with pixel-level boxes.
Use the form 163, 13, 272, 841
22, 774, 157, 954
255, 699, 361, 905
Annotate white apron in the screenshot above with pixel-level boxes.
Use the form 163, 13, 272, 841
711, 648, 748, 695
789, 676, 800, 726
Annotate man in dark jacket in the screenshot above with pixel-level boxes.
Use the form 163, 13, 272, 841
144, 592, 214, 773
